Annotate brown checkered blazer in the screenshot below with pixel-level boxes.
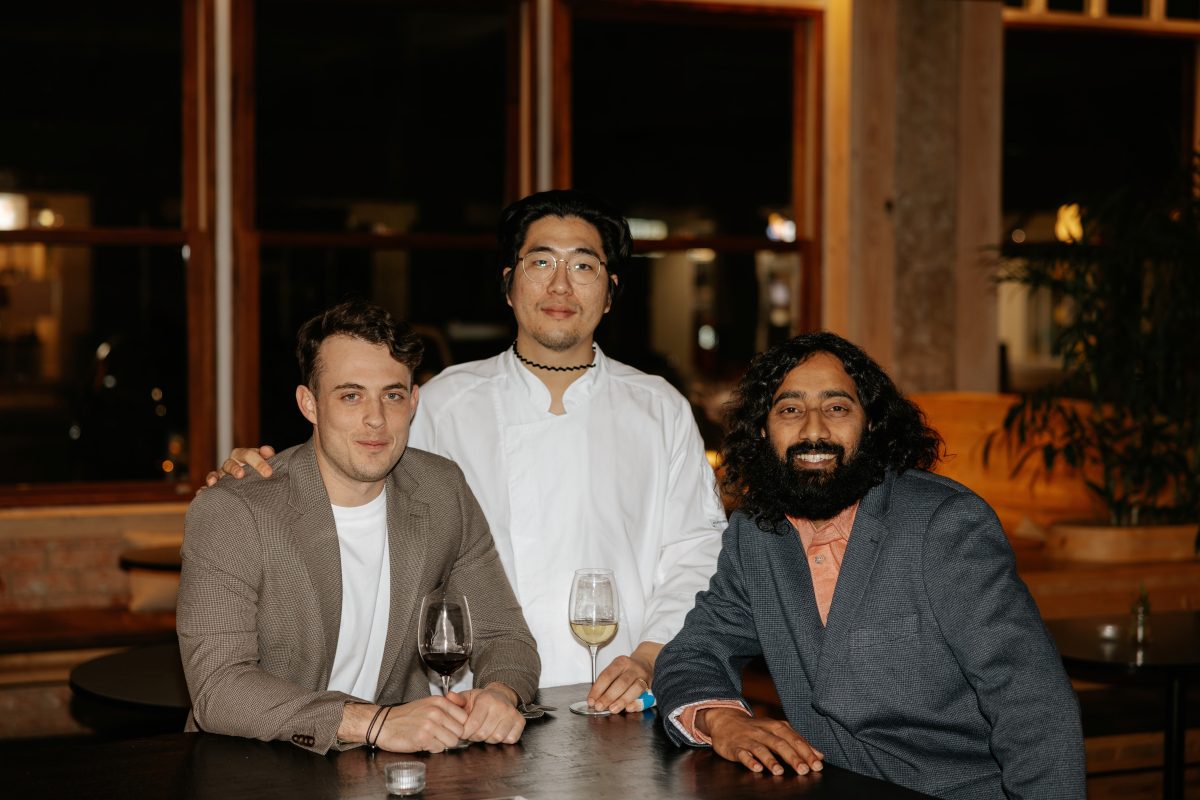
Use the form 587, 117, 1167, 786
177, 440, 540, 754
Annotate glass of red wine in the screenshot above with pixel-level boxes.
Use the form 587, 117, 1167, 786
418, 588, 473, 748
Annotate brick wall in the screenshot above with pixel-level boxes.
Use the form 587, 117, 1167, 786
0, 504, 186, 612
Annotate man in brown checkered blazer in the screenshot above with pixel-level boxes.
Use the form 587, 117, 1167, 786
177, 300, 540, 754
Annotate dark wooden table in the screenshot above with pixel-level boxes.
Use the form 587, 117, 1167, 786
11, 683, 936, 799
1046, 610, 1200, 800
69, 642, 190, 710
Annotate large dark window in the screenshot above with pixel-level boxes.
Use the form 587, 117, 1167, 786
571, 9, 807, 385
255, 2, 510, 234
1, 1, 819, 498
1004, 30, 1194, 216
0, 1, 203, 502
572, 17, 793, 238
0, 4, 182, 228
1, 246, 190, 484
250, 1, 518, 447
257, 247, 506, 449
1000, 28, 1196, 391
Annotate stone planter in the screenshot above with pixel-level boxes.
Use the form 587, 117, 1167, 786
1045, 522, 1200, 563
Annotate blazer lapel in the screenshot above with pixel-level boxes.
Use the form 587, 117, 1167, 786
769, 520, 826, 678
375, 455, 430, 697
814, 474, 896, 684
288, 442, 344, 684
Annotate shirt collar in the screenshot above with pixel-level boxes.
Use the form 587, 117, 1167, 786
503, 343, 605, 412
787, 501, 860, 550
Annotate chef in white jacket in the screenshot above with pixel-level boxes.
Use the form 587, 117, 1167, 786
215, 190, 727, 714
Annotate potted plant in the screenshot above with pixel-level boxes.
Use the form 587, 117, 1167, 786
988, 158, 1200, 562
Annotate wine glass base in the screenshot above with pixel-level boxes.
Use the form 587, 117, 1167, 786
445, 739, 472, 750
569, 700, 612, 717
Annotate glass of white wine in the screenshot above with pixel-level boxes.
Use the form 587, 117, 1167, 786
568, 567, 619, 716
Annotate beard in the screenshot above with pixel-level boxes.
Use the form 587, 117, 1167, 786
530, 326, 583, 353
751, 440, 881, 522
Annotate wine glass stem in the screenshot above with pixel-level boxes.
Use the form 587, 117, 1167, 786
588, 644, 599, 685
441, 675, 452, 696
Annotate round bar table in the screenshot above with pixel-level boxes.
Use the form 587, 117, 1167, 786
69, 642, 190, 710
1045, 610, 1200, 800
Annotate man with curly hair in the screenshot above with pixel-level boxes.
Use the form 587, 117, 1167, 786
654, 332, 1085, 800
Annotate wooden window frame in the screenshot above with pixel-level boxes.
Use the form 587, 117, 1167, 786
1005, 0, 1200, 34
0, 0, 217, 507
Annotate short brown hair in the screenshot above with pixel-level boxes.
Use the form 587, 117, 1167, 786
295, 299, 424, 391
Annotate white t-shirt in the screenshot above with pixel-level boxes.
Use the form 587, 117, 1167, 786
409, 346, 726, 687
327, 489, 391, 700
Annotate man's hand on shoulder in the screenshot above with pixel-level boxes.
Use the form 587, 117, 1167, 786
700, 708, 824, 776
199, 445, 276, 492
459, 683, 525, 744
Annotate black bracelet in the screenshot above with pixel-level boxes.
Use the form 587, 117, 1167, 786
368, 705, 395, 750
364, 704, 389, 750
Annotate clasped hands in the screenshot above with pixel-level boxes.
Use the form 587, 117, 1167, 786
341, 683, 524, 753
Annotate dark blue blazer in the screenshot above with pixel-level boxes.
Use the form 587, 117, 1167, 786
656, 469, 1086, 800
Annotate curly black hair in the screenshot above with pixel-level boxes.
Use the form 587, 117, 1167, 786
721, 331, 943, 529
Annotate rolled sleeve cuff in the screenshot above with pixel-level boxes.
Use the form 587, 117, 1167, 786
668, 699, 752, 745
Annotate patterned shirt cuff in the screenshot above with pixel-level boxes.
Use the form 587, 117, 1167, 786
667, 699, 752, 745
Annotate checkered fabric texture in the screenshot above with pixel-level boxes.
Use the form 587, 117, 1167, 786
177, 441, 539, 754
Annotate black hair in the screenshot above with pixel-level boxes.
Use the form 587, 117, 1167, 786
721, 331, 943, 529
497, 189, 630, 305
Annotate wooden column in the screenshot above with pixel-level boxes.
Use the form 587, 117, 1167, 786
954, 3, 1002, 391
824, 0, 1002, 391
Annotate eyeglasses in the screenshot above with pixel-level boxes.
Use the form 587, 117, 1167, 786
519, 252, 606, 285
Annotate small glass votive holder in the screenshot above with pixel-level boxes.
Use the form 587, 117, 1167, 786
385, 761, 426, 796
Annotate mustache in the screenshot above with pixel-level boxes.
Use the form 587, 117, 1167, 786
785, 441, 845, 460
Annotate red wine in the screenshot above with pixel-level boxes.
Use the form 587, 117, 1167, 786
423, 652, 468, 676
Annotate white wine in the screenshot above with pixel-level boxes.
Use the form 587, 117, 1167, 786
570, 620, 618, 646
567, 569, 620, 717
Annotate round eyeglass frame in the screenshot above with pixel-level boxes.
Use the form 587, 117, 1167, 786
518, 253, 606, 285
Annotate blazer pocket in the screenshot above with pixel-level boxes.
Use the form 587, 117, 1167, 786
849, 613, 920, 648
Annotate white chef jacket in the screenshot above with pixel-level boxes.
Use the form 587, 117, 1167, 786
408, 346, 727, 687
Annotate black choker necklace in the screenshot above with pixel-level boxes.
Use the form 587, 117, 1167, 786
512, 341, 597, 372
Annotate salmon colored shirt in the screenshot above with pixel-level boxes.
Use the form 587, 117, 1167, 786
669, 502, 860, 744
787, 502, 858, 625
